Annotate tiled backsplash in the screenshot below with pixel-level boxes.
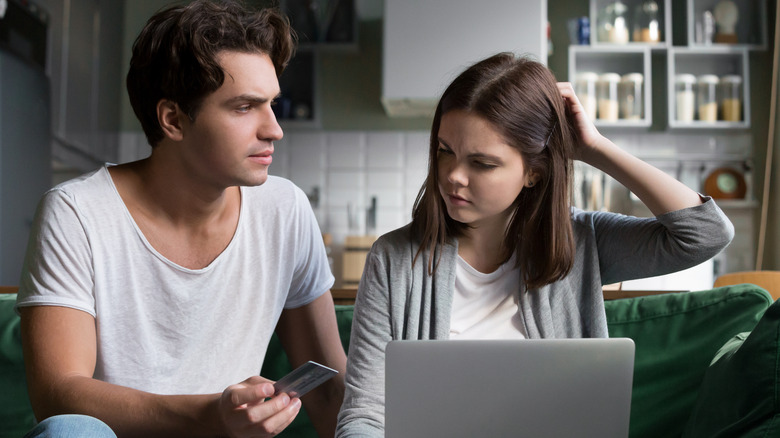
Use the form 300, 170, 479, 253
118, 129, 756, 288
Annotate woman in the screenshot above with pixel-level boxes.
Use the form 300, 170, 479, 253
335, 53, 733, 436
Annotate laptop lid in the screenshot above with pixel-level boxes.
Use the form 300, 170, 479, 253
385, 338, 635, 438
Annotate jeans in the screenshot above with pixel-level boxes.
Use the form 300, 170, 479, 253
23, 414, 117, 438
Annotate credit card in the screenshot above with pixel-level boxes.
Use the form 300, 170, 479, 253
273, 360, 339, 398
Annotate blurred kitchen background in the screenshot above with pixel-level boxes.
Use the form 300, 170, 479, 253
1, 0, 778, 291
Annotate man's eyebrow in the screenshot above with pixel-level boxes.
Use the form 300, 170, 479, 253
225, 93, 281, 104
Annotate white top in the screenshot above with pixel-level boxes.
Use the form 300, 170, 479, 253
449, 254, 526, 340
16, 166, 334, 395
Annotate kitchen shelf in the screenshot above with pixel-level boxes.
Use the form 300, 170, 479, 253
281, 0, 358, 49
266, 0, 359, 129
686, 0, 768, 50
568, 46, 652, 128
275, 50, 320, 128
666, 47, 750, 129
590, 0, 671, 49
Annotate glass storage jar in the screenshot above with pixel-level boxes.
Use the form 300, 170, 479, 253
696, 74, 719, 122
633, 1, 660, 43
597, 72, 621, 121
598, 1, 629, 44
675, 74, 697, 122
719, 75, 742, 122
575, 72, 599, 121
618, 73, 643, 120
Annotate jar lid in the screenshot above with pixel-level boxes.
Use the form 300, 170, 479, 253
720, 75, 742, 84
675, 73, 697, 84
576, 72, 599, 81
620, 73, 644, 83
697, 74, 720, 84
598, 72, 622, 83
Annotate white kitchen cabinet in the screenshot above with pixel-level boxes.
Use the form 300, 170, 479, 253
570, 0, 763, 130
568, 46, 652, 127
686, 0, 768, 49
667, 47, 750, 129
382, 0, 547, 117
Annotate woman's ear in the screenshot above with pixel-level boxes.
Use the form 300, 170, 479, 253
525, 172, 541, 188
157, 99, 185, 142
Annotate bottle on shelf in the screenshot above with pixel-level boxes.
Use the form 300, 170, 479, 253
575, 71, 598, 121
674, 74, 697, 123
632, 1, 660, 43
618, 73, 644, 120
696, 75, 720, 122
719, 75, 742, 122
598, 1, 629, 44
597, 72, 621, 121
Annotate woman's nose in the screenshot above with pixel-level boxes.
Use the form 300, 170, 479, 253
445, 162, 467, 187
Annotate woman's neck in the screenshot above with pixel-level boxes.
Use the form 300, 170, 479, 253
458, 223, 509, 274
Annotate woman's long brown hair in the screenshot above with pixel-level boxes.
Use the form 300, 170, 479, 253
411, 53, 576, 290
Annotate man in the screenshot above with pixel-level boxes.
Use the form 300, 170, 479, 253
16, 1, 346, 437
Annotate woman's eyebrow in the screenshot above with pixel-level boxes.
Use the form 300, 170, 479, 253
438, 137, 503, 160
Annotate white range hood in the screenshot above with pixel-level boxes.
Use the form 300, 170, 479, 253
382, 0, 548, 118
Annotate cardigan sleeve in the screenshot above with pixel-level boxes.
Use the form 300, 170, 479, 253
336, 243, 393, 437
582, 196, 734, 285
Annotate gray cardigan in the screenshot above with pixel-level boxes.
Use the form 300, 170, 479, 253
336, 198, 734, 437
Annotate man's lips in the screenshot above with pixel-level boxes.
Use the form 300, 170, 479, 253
250, 150, 273, 165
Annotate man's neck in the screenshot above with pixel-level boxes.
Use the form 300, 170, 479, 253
108, 156, 242, 269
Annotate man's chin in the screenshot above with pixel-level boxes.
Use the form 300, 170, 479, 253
239, 170, 269, 187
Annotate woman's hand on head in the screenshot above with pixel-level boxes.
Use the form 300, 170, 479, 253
556, 82, 608, 163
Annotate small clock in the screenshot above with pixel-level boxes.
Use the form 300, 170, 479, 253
704, 167, 747, 199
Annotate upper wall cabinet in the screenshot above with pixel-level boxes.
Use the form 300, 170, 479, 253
686, 0, 768, 49
281, 0, 358, 49
569, 46, 652, 127
381, 0, 547, 118
667, 47, 750, 128
273, 0, 357, 128
570, 0, 765, 130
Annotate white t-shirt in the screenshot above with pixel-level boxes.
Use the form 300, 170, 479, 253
449, 254, 526, 340
15, 166, 334, 395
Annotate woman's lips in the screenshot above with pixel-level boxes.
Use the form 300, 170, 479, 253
447, 193, 470, 206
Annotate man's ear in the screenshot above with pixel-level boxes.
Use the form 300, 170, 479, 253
157, 99, 185, 141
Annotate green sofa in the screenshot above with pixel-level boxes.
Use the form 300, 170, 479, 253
2, 284, 777, 437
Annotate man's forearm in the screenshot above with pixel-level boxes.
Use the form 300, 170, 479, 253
32, 375, 224, 437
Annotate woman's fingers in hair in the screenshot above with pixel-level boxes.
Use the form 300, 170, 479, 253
556, 82, 584, 116
556, 82, 604, 159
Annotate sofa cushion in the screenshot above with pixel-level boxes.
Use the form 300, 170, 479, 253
260, 304, 354, 438
605, 284, 772, 438
0, 293, 36, 438
682, 292, 780, 437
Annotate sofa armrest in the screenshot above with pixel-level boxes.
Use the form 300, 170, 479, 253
0, 294, 36, 437
605, 284, 772, 438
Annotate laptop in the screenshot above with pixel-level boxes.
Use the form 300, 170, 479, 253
385, 338, 635, 438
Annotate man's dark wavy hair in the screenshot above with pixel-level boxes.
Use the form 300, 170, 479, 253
126, 0, 294, 146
